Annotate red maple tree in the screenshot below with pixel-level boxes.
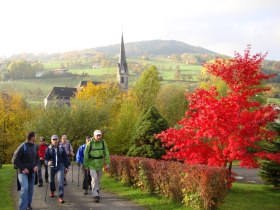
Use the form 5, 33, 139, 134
157, 47, 280, 173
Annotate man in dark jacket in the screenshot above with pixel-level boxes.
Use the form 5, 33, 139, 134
12, 131, 40, 210
45, 135, 69, 204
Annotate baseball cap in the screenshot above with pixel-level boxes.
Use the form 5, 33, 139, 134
93, 130, 102, 136
51, 135, 59, 140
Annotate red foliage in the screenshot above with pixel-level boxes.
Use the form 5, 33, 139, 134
108, 155, 229, 209
157, 47, 280, 168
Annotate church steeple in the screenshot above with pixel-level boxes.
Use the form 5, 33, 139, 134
117, 33, 128, 90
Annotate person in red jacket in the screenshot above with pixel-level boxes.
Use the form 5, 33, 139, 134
37, 136, 49, 186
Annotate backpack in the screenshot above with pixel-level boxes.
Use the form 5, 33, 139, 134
88, 140, 105, 159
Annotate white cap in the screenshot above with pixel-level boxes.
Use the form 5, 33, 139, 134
51, 135, 59, 140
93, 130, 102, 136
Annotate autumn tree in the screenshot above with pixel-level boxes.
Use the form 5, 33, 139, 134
0, 91, 31, 163
133, 65, 160, 110
157, 47, 280, 175
106, 91, 141, 155
155, 85, 188, 126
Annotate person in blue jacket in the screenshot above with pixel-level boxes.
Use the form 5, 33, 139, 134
45, 135, 69, 204
76, 135, 91, 194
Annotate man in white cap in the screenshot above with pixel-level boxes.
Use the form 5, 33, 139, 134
84, 130, 110, 203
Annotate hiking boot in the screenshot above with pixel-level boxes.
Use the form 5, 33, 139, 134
93, 196, 100, 203
84, 190, 88, 195
50, 192, 55, 198
58, 197, 64, 204
26, 204, 32, 210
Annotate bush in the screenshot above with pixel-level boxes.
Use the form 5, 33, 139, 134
107, 155, 229, 210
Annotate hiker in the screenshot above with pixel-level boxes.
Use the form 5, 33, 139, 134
76, 135, 92, 194
12, 131, 40, 210
59, 134, 74, 185
37, 136, 49, 186
45, 135, 69, 204
84, 130, 110, 203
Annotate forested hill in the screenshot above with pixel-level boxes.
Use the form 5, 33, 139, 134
90, 40, 218, 56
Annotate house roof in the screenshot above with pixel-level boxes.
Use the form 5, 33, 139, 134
45, 87, 77, 100
77, 80, 102, 88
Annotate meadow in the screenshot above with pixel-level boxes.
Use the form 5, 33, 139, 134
1, 57, 279, 106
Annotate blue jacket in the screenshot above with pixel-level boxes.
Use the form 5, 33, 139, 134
44, 145, 69, 168
76, 144, 86, 165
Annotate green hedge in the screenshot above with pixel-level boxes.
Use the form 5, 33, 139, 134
108, 155, 229, 210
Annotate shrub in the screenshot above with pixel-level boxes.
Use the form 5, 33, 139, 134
107, 155, 229, 209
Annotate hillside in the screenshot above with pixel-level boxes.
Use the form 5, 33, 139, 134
86, 40, 218, 57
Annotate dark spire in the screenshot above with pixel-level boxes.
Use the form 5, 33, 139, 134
118, 34, 128, 74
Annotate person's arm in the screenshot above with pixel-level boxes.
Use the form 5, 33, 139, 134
69, 143, 74, 156
76, 146, 82, 165
63, 147, 69, 169
83, 142, 90, 168
104, 141, 110, 165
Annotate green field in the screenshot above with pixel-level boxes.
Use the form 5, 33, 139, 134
1, 57, 279, 106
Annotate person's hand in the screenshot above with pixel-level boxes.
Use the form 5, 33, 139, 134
22, 168, 29, 174
103, 164, 109, 172
33, 166, 38, 173
64, 168, 68, 174
40, 157, 44, 160
48, 161, 53, 166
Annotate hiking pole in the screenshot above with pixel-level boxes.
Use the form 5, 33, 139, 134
44, 181, 49, 202
77, 165, 80, 187
71, 157, 74, 183
44, 166, 50, 202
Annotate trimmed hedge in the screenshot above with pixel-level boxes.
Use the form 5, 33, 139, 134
108, 155, 229, 210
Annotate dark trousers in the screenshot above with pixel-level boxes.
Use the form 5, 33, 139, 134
82, 166, 91, 190
38, 160, 48, 184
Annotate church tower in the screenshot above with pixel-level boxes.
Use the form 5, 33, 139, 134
117, 34, 128, 90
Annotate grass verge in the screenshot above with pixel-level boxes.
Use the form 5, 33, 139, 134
102, 175, 280, 210
101, 175, 192, 210
0, 164, 15, 210
219, 183, 280, 210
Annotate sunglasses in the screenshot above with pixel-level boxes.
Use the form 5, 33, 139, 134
52, 139, 58, 140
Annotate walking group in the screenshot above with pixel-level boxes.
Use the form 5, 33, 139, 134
12, 130, 110, 210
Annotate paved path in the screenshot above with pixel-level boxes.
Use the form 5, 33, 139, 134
13, 165, 147, 210
232, 166, 263, 184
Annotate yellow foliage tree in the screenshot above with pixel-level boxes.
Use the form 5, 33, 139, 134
0, 91, 31, 163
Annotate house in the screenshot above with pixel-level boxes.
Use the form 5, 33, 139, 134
44, 87, 77, 108
36, 71, 45, 78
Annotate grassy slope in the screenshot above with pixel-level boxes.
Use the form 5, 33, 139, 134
0, 165, 15, 210
219, 183, 280, 210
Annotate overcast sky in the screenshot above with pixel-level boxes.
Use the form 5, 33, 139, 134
0, 0, 279, 60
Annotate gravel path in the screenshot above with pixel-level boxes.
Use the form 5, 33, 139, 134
13, 164, 146, 210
